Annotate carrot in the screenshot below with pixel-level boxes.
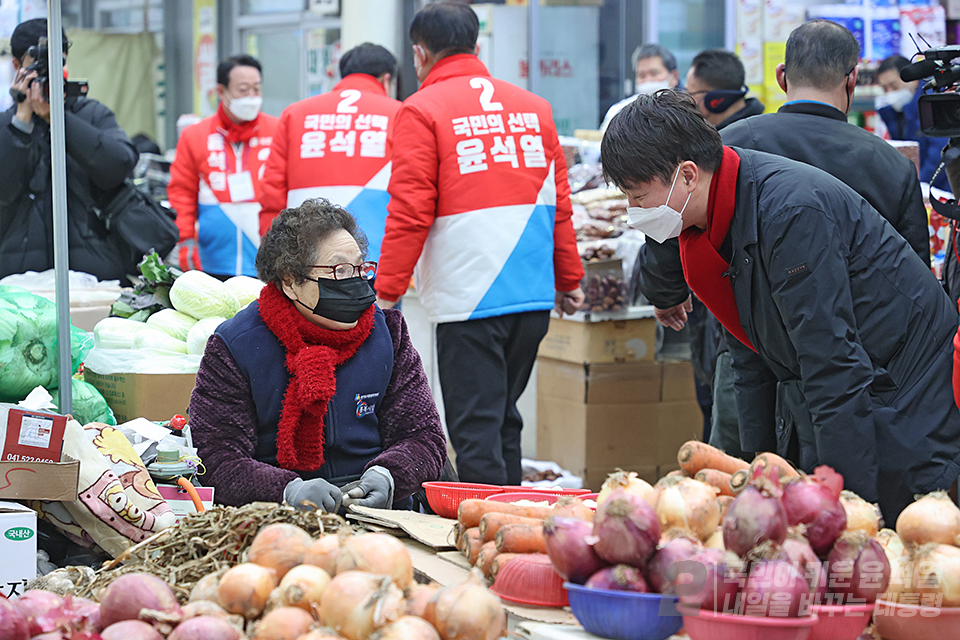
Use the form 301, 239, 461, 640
717, 495, 735, 521
451, 523, 464, 548
479, 513, 544, 543
695, 469, 735, 497
459, 527, 482, 565
477, 541, 499, 577
750, 452, 800, 482
678, 441, 750, 476
495, 523, 547, 554
730, 469, 750, 494
457, 499, 553, 529
490, 553, 523, 580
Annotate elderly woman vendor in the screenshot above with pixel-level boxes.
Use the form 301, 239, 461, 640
190, 199, 447, 511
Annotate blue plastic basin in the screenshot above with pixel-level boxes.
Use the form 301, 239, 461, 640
564, 583, 684, 640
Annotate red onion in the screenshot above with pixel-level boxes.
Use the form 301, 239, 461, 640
591, 488, 661, 568
168, 615, 241, 640
543, 516, 609, 584
722, 468, 788, 558
645, 534, 703, 594
781, 474, 847, 556
99, 573, 182, 628
14, 590, 66, 635
782, 534, 827, 599
827, 530, 891, 604
68, 596, 103, 633
585, 565, 650, 592
0, 596, 29, 640
742, 559, 812, 618
676, 548, 745, 613
102, 619, 165, 640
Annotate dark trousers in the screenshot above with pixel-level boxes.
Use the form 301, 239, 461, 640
436, 311, 550, 485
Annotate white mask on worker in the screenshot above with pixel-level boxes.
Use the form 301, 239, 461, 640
626, 166, 691, 243
636, 79, 673, 95
877, 87, 913, 113
228, 95, 262, 122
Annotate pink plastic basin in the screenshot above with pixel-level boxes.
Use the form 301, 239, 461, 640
679, 604, 819, 640
874, 599, 960, 640
807, 603, 874, 640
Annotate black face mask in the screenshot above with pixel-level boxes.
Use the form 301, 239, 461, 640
296, 276, 376, 324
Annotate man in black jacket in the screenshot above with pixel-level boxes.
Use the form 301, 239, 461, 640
685, 49, 765, 131
637, 20, 932, 460
603, 89, 960, 523
0, 19, 138, 282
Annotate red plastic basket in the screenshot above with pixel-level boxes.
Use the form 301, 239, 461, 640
421, 481, 503, 519
501, 485, 591, 496
491, 553, 569, 607
487, 491, 560, 504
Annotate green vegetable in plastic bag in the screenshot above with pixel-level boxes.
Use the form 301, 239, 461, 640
187, 316, 227, 355
0, 288, 93, 403
50, 378, 116, 426
170, 270, 240, 319
133, 326, 188, 353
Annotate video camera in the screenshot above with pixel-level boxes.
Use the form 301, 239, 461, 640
9, 37, 88, 104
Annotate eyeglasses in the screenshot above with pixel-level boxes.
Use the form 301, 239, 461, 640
311, 261, 378, 281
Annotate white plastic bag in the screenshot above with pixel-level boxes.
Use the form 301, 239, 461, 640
84, 347, 201, 374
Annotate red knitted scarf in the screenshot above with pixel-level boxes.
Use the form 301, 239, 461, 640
679, 146, 757, 352
258, 283, 375, 471
217, 102, 260, 144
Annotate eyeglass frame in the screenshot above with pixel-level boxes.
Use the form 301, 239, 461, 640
309, 261, 378, 281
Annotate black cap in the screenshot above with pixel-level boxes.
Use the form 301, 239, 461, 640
10, 18, 69, 61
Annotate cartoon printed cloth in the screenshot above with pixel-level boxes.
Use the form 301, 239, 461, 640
30, 420, 176, 557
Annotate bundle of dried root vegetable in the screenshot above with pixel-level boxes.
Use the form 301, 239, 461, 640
61, 502, 344, 603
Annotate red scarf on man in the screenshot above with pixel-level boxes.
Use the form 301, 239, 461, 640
258, 283, 375, 471
216, 102, 259, 144
678, 146, 756, 352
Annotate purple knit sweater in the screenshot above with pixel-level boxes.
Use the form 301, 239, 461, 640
190, 308, 447, 506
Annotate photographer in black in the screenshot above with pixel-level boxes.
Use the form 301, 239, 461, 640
0, 19, 139, 281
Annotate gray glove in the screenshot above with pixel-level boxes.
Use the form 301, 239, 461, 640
284, 477, 342, 513
341, 466, 395, 509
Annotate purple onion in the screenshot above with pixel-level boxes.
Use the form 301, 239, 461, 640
543, 516, 610, 584
585, 565, 650, 592
0, 597, 29, 640
646, 534, 703, 594
676, 548, 745, 613
591, 488, 661, 568
782, 535, 828, 600
781, 477, 847, 556
723, 483, 788, 558
742, 559, 812, 618
827, 530, 891, 604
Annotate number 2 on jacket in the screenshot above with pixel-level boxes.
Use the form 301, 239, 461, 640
337, 90, 361, 113
470, 77, 503, 112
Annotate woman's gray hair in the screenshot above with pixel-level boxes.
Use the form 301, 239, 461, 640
256, 198, 368, 286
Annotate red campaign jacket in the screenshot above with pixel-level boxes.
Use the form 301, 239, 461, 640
168, 112, 279, 276
376, 54, 583, 323
258, 74, 401, 256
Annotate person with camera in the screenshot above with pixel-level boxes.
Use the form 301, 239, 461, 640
876, 54, 950, 192
167, 54, 279, 278
0, 19, 139, 281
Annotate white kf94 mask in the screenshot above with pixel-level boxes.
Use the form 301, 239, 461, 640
626, 166, 692, 243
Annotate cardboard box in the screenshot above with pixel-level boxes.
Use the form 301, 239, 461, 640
661, 361, 698, 402
537, 316, 657, 364
537, 358, 662, 405
0, 455, 80, 501
69, 304, 113, 332
537, 397, 703, 490
0, 501, 37, 599
85, 370, 197, 423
